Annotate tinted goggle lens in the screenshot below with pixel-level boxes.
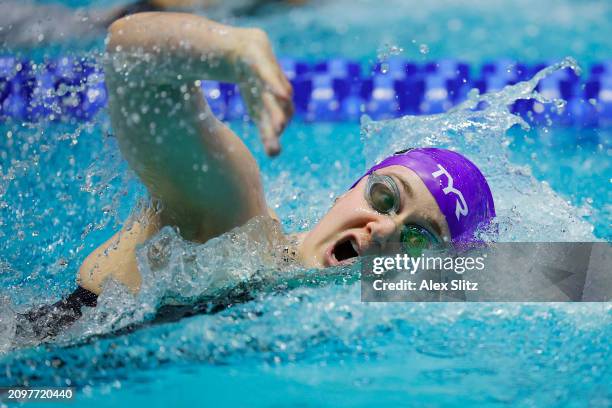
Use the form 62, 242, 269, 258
401, 224, 439, 256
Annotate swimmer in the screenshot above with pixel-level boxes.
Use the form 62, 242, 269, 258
16, 12, 495, 341
0, 0, 306, 47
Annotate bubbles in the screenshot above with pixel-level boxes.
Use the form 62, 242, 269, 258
0, 56, 138, 314
376, 43, 404, 74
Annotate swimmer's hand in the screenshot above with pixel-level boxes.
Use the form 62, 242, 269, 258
235, 28, 294, 156
107, 13, 292, 156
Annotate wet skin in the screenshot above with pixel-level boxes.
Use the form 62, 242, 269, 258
296, 165, 451, 268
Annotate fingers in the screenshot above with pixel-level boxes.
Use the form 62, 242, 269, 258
277, 67, 292, 98
237, 37, 295, 157
259, 39, 293, 98
251, 54, 292, 102
262, 92, 288, 154
259, 64, 294, 125
279, 91, 294, 120
273, 67, 293, 101
261, 67, 291, 101
258, 110, 281, 157
239, 82, 261, 119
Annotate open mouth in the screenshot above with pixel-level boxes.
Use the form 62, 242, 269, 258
331, 238, 359, 264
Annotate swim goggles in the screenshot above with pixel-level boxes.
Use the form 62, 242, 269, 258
364, 172, 440, 253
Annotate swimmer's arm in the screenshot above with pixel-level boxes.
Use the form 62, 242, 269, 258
104, 13, 292, 239
78, 210, 160, 295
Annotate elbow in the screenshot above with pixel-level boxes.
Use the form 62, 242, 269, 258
104, 18, 131, 79
106, 12, 160, 54
105, 13, 163, 79
106, 15, 130, 56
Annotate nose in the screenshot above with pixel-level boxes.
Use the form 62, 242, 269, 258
365, 215, 399, 248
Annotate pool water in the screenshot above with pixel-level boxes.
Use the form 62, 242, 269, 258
1, 0, 611, 407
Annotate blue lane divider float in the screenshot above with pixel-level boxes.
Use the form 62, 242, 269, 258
0, 56, 107, 122
1, 56, 612, 127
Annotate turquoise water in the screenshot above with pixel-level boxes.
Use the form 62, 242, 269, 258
5, 0, 612, 66
1, 0, 612, 407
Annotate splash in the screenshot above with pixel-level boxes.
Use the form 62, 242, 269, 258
40, 215, 307, 343
0, 58, 603, 355
361, 57, 595, 241
3, 286, 610, 389
0, 60, 610, 402
0, 296, 16, 354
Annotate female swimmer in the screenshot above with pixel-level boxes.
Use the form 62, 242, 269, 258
16, 12, 494, 340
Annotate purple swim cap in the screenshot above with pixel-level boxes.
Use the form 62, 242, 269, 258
352, 148, 495, 243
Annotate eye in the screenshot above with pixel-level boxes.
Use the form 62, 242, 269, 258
400, 224, 438, 256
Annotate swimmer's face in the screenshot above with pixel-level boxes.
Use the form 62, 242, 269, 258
297, 165, 451, 268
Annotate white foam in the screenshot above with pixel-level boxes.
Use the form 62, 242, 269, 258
0, 296, 16, 355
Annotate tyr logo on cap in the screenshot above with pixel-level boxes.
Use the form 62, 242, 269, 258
432, 164, 469, 220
